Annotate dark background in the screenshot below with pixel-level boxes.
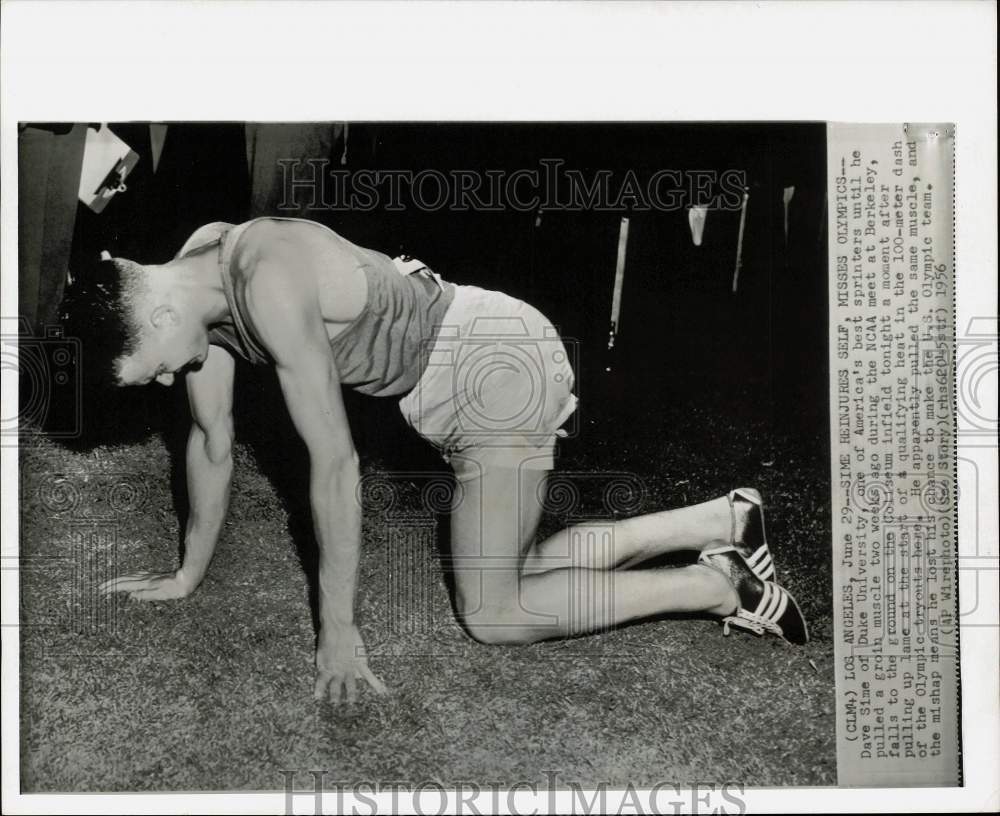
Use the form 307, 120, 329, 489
40, 122, 829, 474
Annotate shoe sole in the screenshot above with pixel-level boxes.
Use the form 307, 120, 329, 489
779, 584, 810, 645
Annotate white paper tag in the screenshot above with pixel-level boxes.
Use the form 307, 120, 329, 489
78, 125, 140, 214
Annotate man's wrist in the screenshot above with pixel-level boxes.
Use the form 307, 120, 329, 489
319, 617, 356, 636
175, 566, 200, 593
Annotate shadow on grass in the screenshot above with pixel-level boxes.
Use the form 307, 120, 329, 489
221, 363, 459, 638
25, 351, 464, 640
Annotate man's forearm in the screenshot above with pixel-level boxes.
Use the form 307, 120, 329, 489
311, 455, 362, 630
180, 423, 233, 588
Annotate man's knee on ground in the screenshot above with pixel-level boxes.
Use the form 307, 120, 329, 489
455, 591, 541, 645
461, 614, 540, 645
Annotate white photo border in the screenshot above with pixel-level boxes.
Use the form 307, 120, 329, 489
2, 1, 996, 813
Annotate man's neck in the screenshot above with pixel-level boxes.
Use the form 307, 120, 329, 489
164, 249, 230, 327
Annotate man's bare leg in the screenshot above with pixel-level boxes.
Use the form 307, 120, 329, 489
518, 470, 736, 574
449, 462, 739, 644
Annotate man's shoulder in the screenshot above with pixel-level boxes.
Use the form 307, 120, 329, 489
234, 218, 355, 271
230, 221, 296, 281
176, 221, 235, 259
233, 231, 321, 330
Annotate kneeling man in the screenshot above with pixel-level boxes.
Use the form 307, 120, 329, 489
89, 216, 808, 703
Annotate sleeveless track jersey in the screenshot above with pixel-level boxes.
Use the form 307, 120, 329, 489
176, 217, 456, 397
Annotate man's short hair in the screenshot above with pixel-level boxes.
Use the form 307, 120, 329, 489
61, 257, 148, 386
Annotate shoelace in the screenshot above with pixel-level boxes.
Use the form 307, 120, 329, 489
722, 609, 783, 638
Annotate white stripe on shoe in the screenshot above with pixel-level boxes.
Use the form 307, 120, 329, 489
772, 590, 789, 622
753, 553, 775, 580
743, 581, 791, 631
759, 583, 783, 620
748, 546, 775, 580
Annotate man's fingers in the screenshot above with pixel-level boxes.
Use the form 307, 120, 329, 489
313, 671, 333, 701
359, 664, 388, 696
316, 672, 348, 704
314, 667, 384, 703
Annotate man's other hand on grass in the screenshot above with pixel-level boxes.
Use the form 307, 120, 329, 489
101, 569, 194, 601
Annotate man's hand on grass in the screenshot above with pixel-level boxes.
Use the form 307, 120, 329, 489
314, 623, 388, 704
100, 569, 194, 601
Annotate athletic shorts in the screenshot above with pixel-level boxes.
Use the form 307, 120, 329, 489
398, 284, 578, 481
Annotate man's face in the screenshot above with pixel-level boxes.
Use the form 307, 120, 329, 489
115, 302, 210, 387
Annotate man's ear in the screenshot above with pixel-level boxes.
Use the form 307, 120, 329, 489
150, 304, 180, 329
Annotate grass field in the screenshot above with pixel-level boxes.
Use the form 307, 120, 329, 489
19, 380, 835, 791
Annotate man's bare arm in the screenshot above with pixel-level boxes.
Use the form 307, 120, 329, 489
177, 345, 236, 590
245, 260, 386, 702
102, 345, 235, 599
274, 339, 360, 632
